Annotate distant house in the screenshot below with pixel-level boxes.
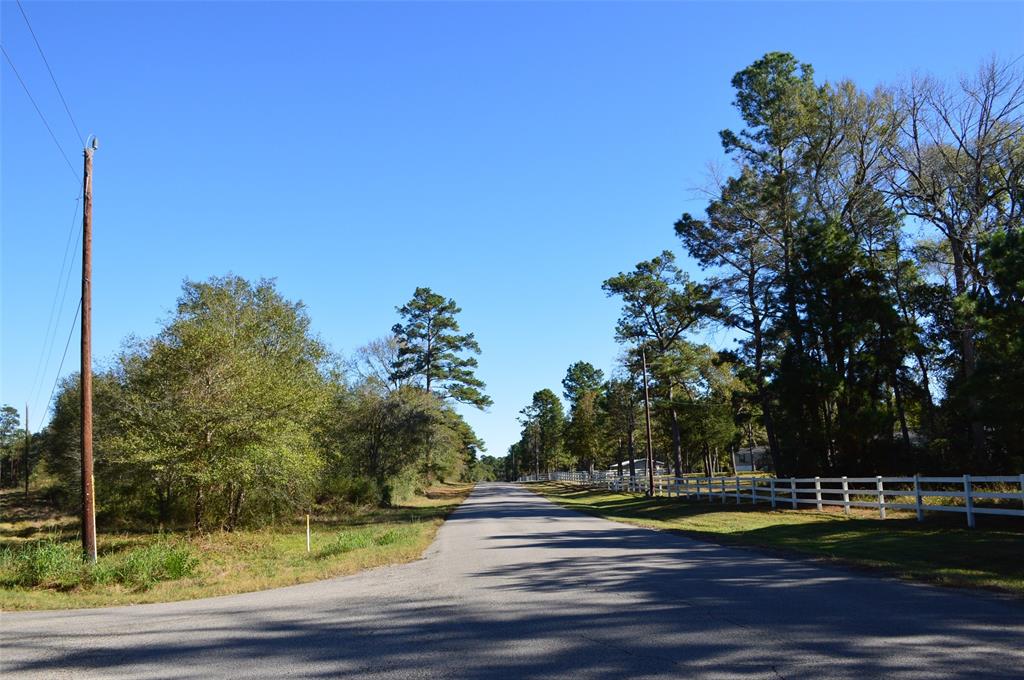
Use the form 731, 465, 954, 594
609, 458, 668, 475
734, 446, 771, 472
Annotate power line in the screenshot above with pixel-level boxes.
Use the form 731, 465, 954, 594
28, 196, 83, 407
37, 298, 82, 432
0, 43, 80, 184
15, 0, 84, 146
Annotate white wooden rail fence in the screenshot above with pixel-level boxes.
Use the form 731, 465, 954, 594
516, 471, 1024, 528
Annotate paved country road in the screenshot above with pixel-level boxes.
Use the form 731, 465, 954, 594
2, 483, 1022, 679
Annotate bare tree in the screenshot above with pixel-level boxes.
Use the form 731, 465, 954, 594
888, 58, 1024, 457
348, 336, 411, 392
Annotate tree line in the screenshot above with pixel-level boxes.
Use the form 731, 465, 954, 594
4, 279, 491, 530
507, 52, 1023, 480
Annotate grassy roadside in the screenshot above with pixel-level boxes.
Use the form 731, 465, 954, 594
529, 482, 1024, 596
0, 484, 473, 611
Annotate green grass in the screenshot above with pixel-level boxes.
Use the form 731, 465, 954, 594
0, 484, 472, 610
530, 482, 1024, 596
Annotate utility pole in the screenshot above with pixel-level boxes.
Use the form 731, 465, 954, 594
640, 344, 656, 497
24, 404, 30, 496
81, 139, 98, 563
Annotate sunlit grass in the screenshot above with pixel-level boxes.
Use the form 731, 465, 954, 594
530, 482, 1024, 596
0, 484, 472, 610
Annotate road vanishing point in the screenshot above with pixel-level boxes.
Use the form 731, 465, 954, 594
2, 483, 1023, 679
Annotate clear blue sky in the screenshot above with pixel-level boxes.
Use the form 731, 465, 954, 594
3, 1, 1021, 455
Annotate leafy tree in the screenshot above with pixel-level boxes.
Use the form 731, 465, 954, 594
391, 287, 492, 409
326, 384, 441, 506
971, 229, 1024, 469
517, 389, 565, 475
603, 251, 717, 477
600, 370, 642, 479
0, 405, 20, 487
562, 362, 605, 472
123, 276, 329, 530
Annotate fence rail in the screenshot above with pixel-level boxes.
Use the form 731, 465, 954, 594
516, 471, 1024, 528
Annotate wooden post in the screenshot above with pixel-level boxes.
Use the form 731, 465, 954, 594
814, 477, 822, 511
23, 404, 30, 497
914, 474, 924, 522
735, 477, 741, 504
306, 514, 311, 552
640, 346, 656, 498
81, 142, 97, 563
790, 478, 797, 509
842, 476, 849, 516
751, 478, 757, 505
964, 475, 975, 529
1019, 474, 1024, 510
770, 478, 776, 509
876, 476, 886, 519
721, 477, 726, 504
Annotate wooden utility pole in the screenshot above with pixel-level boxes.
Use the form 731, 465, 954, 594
81, 140, 97, 562
24, 404, 30, 496
640, 345, 656, 497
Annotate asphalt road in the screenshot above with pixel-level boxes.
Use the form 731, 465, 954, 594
2, 483, 1023, 679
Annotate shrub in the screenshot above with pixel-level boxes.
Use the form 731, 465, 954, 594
373, 526, 414, 546
0, 539, 83, 588
316, 528, 376, 559
92, 541, 199, 590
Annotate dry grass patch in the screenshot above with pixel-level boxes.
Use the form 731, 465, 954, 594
0, 483, 472, 610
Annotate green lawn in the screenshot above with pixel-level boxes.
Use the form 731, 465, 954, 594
0, 484, 472, 610
529, 482, 1024, 596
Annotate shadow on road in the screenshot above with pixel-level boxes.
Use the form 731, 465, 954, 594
4, 483, 1022, 679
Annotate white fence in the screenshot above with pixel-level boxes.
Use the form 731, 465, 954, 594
517, 471, 1024, 528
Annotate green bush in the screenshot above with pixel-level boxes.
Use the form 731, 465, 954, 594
0, 537, 199, 592
373, 526, 414, 546
0, 539, 83, 588
316, 528, 376, 559
92, 541, 199, 590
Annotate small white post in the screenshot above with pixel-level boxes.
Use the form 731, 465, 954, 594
790, 478, 797, 509
735, 477, 741, 504
876, 476, 886, 519
770, 478, 777, 509
721, 477, 727, 504
306, 513, 311, 553
914, 474, 923, 522
842, 476, 850, 515
964, 474, 975, 529
814, 477, 822, 511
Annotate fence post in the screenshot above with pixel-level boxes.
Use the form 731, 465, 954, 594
914, 474, 923, 522
876, 476, 886, 519
842, 476, 850, 516
790, 478, 797, 509
735, 477, 741, 504
814, 477, 822, 511
964, 474, 975, 529
721, 477, 727, 504
1019, 474, 1024, 510
770, 478, 777, 509
751, 478, 757, 505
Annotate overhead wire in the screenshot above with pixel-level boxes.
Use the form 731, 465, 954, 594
0, 44, 80, 184
37, 299, 82, 431
28, 195, 83, 408
15, 0, 84, 146
2, 8, 90, 427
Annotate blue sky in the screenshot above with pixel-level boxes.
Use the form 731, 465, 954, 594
3, 1, 1021, 455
